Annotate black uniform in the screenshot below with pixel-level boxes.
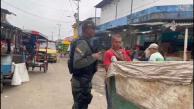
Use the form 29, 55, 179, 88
71, 37, 97, 109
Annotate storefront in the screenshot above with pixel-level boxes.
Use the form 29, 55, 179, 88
96, 4, 193, 60
129, 21, 193, 60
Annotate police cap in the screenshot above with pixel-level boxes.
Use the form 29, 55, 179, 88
82, 20, 95, 32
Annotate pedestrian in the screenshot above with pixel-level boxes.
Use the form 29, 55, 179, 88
138, 51, 149, 61
131, 45, 141, 61
146, 43, 165, 61
125, 46, 132, 57
68, 20, 101, 109
103, 33, 131, 109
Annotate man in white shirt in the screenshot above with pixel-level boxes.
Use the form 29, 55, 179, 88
147, 43, 164, 61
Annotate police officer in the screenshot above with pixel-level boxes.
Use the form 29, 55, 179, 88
71, 20, 101, 109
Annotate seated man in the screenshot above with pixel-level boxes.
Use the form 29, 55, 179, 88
103, 33, 131, 109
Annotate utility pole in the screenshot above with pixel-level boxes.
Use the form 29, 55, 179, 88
57, 24, 61, 40
129, 0, 134, 24
73, 0, 80, 36
115, 0, 119, 19
77, 0, 80, 23
130, 0, 134, 15
52, 32, 53, 41
95, 8, 97, 25
73, 0, 80, 24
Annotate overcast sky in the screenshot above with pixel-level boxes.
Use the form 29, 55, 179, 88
1, 0, 102, 40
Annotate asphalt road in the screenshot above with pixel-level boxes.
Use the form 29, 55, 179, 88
1, 58, 107, 109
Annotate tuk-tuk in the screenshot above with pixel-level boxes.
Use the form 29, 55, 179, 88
39, 41, 58, 63
22, 30, 48, 73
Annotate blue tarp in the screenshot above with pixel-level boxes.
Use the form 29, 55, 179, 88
128, 4, 193, 23
98, 16, 128, 31
129, 5, 193, 20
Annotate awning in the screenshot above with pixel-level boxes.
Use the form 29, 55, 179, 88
22, 30, 48, 40
129, 22, 166, 26
129, 21, 193, 30
131, 30, 153, 34
1, 8, 15, 15
95, 0, 112, 8
1, 22, 20, 30
164, 22, 193, 28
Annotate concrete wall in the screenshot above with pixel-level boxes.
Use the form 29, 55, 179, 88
99, 0, 131, 25
98, 0, 193, 25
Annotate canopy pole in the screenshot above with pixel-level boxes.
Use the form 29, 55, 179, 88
183, 28, 188, 61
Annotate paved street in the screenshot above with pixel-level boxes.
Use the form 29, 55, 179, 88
1, 58, 107, 109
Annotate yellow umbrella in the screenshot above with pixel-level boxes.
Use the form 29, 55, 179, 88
64, 40, 71, 45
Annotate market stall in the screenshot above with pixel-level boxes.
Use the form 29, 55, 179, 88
1, 22, 29, 92
128, 21, 193, 61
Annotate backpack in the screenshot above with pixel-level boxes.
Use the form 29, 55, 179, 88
67, 39, 97, 75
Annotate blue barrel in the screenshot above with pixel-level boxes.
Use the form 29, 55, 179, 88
1, 55, 13, 75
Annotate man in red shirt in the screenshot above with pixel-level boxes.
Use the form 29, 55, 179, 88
103, 33, 131, 109
103, 33, 131, 72
125, 47, 132, 58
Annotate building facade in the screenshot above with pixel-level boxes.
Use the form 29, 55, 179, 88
96, 0, 193, 25
94, 0, 193, 60
1, 8, 12, 23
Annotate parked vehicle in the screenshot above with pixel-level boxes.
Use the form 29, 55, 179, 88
1, 54, 14, 93
1, 39, 15, 93
1, 24, 19, 93
39, 41, 58, 63
22, 30, 48, 73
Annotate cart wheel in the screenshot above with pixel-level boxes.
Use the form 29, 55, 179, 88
26, 63, 29, 71
1, 83, 3, 93
44, 67, 46, 73
1, 74, 3, 93
44, 63, 48, 73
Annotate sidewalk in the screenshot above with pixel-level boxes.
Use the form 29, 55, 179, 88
1, 58, 107, 109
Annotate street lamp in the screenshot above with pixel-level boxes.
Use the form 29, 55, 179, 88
57, 24, 61, 40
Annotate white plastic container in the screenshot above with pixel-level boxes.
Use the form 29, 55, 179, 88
111, 56, 117, 62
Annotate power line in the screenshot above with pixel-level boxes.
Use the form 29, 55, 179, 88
21, 0, 75, 21
69, 0, 76, 13
59, 0, 76, 20
72, 0, 79, 7
32, 0, 74, 20
25, 0, 74, 13
2, 0, 74, 23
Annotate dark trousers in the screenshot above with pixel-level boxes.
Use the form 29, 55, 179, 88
71, 76, 93, 109
105, 79, 112, 109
